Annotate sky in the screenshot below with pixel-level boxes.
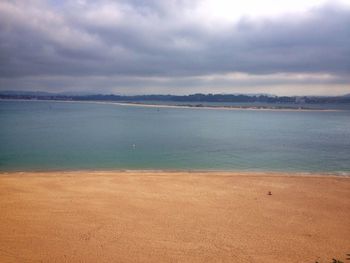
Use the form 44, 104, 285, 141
0, 0, 350, 96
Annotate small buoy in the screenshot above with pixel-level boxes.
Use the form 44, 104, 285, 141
132, 144, 136, 149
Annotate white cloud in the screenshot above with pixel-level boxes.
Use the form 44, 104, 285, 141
195, 0, 350, 23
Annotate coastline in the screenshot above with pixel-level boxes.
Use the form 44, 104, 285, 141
112, 101, 341, 112
1, 170, 349, 262
0, 98, 343, 112
1, 169, 350, 178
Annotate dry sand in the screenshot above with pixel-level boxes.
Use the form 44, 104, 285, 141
0, 171, 349, 263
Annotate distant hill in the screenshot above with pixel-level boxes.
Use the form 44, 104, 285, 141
0, 90, 56, 96
1, 91, 350, 104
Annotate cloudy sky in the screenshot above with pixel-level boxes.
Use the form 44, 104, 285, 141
0, 0, 349, 95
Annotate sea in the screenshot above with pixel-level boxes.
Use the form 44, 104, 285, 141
1, 100, 350, 174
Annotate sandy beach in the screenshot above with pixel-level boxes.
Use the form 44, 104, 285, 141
0, 171, 349, 263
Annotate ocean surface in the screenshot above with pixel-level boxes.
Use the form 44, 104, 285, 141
1, 100, 350, 173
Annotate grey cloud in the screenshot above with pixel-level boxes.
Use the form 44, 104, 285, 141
0, 0, 349, 94
2, 72, 349, 94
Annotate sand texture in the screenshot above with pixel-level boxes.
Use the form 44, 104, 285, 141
0, 171, 349, 262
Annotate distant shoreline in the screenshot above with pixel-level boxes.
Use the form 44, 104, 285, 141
0, 98, 343, 112
112, 101, 341, 112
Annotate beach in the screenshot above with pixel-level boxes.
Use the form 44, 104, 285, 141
0, 171, 349, 262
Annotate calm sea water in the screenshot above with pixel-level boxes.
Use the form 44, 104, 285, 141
1, 100, 350, 173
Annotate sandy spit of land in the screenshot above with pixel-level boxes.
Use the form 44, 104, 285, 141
1, 99, 341, 111
0, 171, 349, 263
111, 102, 340, 112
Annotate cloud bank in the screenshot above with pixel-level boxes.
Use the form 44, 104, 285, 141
0, 0, 349, 95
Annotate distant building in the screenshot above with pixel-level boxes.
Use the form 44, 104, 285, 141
295, 97, 306, 103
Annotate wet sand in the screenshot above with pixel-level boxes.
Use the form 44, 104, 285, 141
0, 171, 349, 262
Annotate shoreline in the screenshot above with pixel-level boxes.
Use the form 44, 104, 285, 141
1, 169, 350, 178
112, 101, 342, 112
1, 170, 349, 262
0, 98, 343, 112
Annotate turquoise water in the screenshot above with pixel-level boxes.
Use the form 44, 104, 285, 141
1, 100, 350, 173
